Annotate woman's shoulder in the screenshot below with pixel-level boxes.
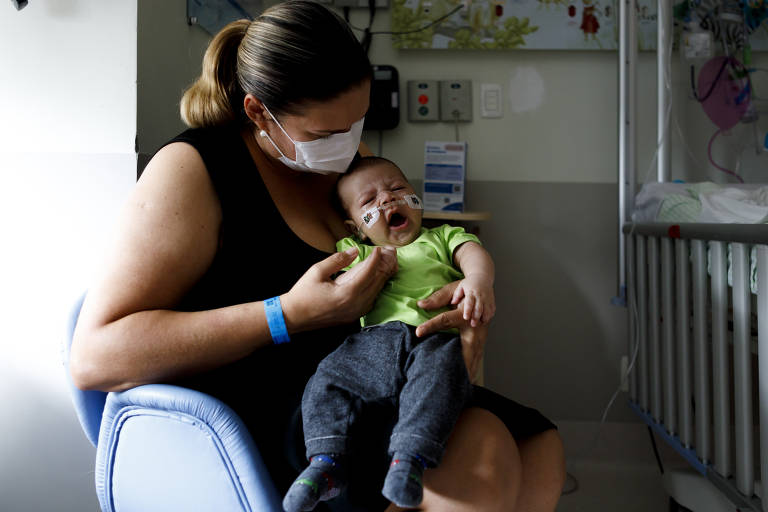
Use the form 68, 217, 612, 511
164, 124, 243, 161
140, 138, 218, 208
156, 124, 254, 197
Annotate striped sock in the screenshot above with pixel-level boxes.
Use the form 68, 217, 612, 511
382, 452, 427, 508
283, 454, 346, 512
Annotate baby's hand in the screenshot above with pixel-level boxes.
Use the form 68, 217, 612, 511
450, 273, 495, 327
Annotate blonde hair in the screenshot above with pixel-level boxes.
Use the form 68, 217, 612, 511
181, 0, 371, 128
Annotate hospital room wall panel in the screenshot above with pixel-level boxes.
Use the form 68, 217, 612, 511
357, 8, 661, 185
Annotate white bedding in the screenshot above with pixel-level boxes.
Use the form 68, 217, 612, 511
632, 182, 768, 294
633, 182, 768, 224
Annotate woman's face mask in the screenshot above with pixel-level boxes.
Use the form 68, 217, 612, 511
259, 104, 364, 174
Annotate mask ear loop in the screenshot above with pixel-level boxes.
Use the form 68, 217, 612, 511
262, 104, 295, 143
259, 103, 297, 161
259, 129, 289, 159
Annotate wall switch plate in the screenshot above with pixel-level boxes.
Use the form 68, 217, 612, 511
407, 80, 440, 122
439, 80, 472, 122
480, 83, 502, 118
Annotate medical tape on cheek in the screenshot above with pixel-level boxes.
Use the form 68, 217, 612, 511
359, 194, 423, 227
361, 207, 380, 227
404, 194, 423, 210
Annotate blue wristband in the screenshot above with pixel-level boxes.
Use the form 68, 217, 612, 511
264, 296, 290, 344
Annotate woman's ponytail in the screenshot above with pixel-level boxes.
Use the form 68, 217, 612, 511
180, 19, 250, 128
181, 1, 371, 128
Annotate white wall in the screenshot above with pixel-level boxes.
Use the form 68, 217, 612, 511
137, 4, 768, 185
355, 8, 768, 185
0, 1, 137, 510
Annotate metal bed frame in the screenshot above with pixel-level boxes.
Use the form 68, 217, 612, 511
625, 222, 768, 511
619, 2, 768, 510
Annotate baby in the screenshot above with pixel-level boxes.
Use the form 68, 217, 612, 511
283, 156, 495, 511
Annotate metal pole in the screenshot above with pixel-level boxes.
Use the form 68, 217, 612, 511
657, 0, 672, 182
638, 236, 649, 410
627, 234, 638, 401
757, 245, 768, 508
691, 240, 710, 463
675, 239, 692, 448
732, 243, 754, 497
649, 237, 662, 422
617, 0, 637, 302
711, 241, 731, 478
661, 238, 676, 433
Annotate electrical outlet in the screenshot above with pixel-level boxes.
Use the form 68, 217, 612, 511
620, 355, 629, 392
439, 80, 472, 122
407, 80, 440, 122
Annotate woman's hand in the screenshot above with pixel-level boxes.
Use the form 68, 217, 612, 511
282, 246, 397, 333
416, 281, 488, 383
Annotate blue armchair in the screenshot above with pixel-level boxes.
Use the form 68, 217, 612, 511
62, 294, 284, 511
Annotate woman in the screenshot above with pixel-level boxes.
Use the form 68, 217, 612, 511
70, 1, 565, 510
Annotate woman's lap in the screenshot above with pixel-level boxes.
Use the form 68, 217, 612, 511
467, 385, 557, 440
281, 386, 558, 511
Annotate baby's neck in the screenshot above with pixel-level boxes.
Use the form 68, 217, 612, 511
374, 226, 423, 248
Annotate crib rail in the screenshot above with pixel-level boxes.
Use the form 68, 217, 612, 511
625, 222, 768, 245
624, 222, 768, 511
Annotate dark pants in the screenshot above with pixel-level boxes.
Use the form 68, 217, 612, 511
301, 321, 471, 467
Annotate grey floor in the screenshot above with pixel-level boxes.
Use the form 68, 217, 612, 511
556, 421, 687, 512
557, 460, 669, 511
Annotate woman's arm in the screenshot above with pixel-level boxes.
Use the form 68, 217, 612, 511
70, 142, 269, 391
71, 143, 396, 392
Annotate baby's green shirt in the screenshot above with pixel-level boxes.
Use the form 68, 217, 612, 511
336, 224, 480, 328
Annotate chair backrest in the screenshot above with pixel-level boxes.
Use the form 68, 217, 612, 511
62, 293, 107, 446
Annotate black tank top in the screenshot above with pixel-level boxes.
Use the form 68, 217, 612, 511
162, 125, 357, 467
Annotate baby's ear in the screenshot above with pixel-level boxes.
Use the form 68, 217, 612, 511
344, 219, 367, 241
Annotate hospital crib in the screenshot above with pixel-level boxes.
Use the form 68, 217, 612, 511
625, 222, 768, 511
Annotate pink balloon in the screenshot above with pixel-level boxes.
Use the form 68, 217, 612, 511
698, 56, 750, 131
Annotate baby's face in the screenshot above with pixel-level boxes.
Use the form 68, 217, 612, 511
338, 162, 423, 247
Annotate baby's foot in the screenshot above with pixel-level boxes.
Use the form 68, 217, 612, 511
283, 454, 346, 512
381, 453, 427, 508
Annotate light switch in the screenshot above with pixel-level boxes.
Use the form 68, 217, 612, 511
480, 83, 502, 118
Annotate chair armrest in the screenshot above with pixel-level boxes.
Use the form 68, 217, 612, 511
95, 384, 282, 512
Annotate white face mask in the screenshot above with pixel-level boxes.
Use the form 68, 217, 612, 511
259, 104, 364, 174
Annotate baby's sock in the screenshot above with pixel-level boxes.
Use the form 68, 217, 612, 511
283, 454, 346, 512
381, 452, 428, 508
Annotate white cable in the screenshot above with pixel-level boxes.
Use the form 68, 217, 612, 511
595, 280, 642, 436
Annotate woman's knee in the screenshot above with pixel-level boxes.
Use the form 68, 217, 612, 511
515, 428, 566, 512
421, 407, 521, 511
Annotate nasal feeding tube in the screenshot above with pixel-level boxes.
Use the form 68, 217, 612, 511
360, 194, 423, 228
